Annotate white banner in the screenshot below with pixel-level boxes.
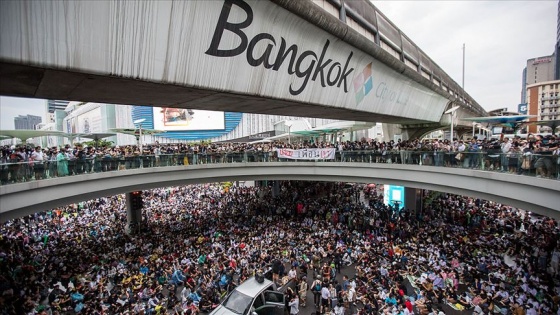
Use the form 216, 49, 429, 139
276, 148, 335, 160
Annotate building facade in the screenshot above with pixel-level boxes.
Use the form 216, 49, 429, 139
130, 106, 340, 143
14, 114, 42, 130
525, 55, 556, 88
522, 56, 555, 110
42, 102, 360, 147
526, 80, 560, 133
46, 100, 70, 123
21, 100, 381, 147
521, 67, 527, 103
555, 0, 560, 80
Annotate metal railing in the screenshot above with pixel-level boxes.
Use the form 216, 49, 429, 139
1, 151, 558, 185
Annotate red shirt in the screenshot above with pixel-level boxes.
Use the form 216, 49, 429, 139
405, 300, 413, 312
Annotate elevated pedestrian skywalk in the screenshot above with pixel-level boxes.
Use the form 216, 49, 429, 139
1, 153, 558, 222
0, 0, 485, 127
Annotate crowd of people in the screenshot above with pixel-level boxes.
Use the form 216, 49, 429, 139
1, 180, 559, 315
1, 133, 559, 185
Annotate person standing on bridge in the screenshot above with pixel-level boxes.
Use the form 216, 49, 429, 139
56, 148, 69, 177
30, 146, 45, 180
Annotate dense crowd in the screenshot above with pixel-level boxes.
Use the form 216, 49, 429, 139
1, 181, 559, 315
1, 134, 559, 184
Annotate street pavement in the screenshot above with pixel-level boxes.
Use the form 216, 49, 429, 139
298, 263, 357, 315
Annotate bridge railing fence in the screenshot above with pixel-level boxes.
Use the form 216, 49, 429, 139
0, 151, 558, 185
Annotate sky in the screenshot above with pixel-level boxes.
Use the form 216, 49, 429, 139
0, 96, 47, 130
373, 0, 558, 112
0, 1, 558, 129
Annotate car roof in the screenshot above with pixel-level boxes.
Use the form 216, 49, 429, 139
235, 277, 273, 297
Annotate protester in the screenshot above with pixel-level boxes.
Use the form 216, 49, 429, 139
1, 179, 559, 315
2, 134, 558, 185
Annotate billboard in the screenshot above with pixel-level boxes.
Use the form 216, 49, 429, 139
153, 107, 225, 131
65, 117, 77, 133
518, 103, 528, 115
77, 107, 102, 133
383, 185, 405, 210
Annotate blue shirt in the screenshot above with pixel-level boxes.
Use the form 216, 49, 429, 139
385, 297, 397, 305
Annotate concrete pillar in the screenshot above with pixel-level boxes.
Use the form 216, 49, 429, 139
404, 187, 423, 214
272, 181, 280, 198
383, 123, 405, 142
126, 191, 143, 234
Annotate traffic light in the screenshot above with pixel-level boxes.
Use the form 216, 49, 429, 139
130, 191, 143, 210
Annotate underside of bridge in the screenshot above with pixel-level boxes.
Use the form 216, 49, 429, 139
0, 0, 486, 132
0, 62, 434, 125
1, 163, 558, 222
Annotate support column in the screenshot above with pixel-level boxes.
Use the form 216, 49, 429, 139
272, 180, 280, 198
404, 187, 423, 214
126, 191, 143, 234
382, 123, 406, 142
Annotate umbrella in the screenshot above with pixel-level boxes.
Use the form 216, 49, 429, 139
0, 129, 64, 142
81, 132, 117, 141
81, 132, 117, 148
248, 139, 272, 144
523, 119, 560, 134
109, 128, 166, 136
462, 115, 537, 124
58, 133, 87, 147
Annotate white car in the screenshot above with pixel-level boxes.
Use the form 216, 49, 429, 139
210, 276, 288, 315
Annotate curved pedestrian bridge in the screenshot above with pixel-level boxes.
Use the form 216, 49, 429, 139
1, 152, 559, 222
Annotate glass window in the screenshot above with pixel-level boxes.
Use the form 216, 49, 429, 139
223, 290, 253, 314
253, 294, 264, 309
264, 291, 284, 304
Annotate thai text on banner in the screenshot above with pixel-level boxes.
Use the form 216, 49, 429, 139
276, 148, 336, 160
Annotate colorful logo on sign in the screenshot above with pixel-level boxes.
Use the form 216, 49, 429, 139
518, 103, 528, 114
353, 62, 373, 105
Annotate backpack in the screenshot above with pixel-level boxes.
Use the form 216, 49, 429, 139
313, 281, 321, 292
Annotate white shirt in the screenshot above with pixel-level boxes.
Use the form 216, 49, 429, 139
347, 287, 356, 302
334, 305, 345, 315
502, 141, 512, 153
31, 151, 44, 163
288, 297, 299, 314
321, 286, 330, 299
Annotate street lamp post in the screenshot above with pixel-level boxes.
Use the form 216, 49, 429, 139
133, 118, 146, 153
444, 106, 460, 143
288, 125, 291, 144
285, 121, 293, 145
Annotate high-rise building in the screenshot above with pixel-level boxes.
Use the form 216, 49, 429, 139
555, 0, 560, 79
525, 55, 555, 88
521, 55, 555, 107
46, 100, 70, 123
519, 1, 560, 133
14, 114, 42, 130
521, 67, 527, 103
526, 80, 560, 133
